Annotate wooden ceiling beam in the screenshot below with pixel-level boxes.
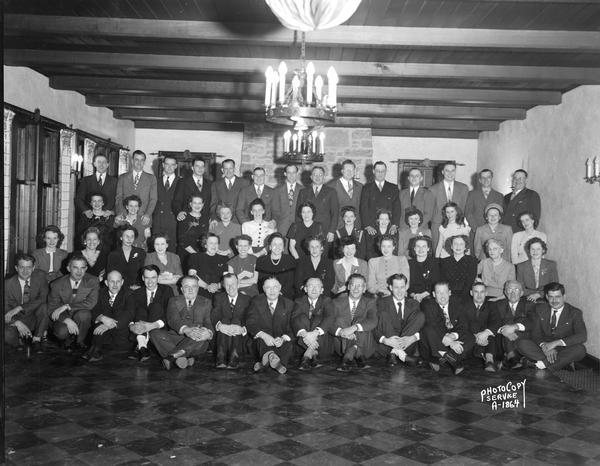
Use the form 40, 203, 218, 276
6, 15, 600, 52
51, 76, 561, 106
371, 128, 480, 139
8, 49, 600, 83
134, 121, 244, 132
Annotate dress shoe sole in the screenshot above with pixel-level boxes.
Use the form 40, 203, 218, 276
175, 357, 188, 369
162, 359, 172, 371
89, 355, 103, 362
216, 363, 228, 369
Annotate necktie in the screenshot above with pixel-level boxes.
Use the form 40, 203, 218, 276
510, 304, 516, 317
443, 307, 452, 329
550, 310, 558, 332
288, 186, 294, 207
165, 177, 170, 190
447, 185, 452, 202
230, 298, 235, 314
347, 181, 353, 198
396, 300, 403, 317
308, 300, 315, 320
22, 280, 31, 305
257, 186, 262, 198
227, 179, 232, 190
378, 182, 383, 192
350, 300, 357, 320
197, 178, 203, 191
109, 293, 115, 307
314, 186, 320, 197
269, 301, 275, 315
72, 281, 80, 299
410, 189, 415, 205
98, 174, 103, 186
134, 173, 140, 188
187, 300, 193, 309
149, 291, 155, 305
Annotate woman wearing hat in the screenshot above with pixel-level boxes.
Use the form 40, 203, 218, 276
473, 203, 513, 262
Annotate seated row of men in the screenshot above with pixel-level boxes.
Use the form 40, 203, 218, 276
5, 252, 586, 375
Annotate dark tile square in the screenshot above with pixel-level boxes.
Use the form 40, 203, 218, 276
18, 413, 70, 430
5, 432, 47, 450
258, 439, 316, 461
209, 403, 258, 415
440, 408, 483, 424
449, 425, 498, 443
193, 437, 249, 458
536, 397, 578, 410
461, 444, 522, 464
492, 410, 543, 425
532, 447, 589, 466
95, 398, 148, 412
570, 428, 600, 444
202, 418, 254, 436
547, 411, 597, 428
324, 406, 372, 421
387, 423, 436, 441
270, 404, 313, 419
383, 407, 429, 421
53, 434, 114, 454
77, 415, 131, 430
394, 442, 452, 464
514, 427, 562, 446
326, 442, 385, 463
326, 422, 377, 440
123, 435, 177, 457
139, 416, 194, 434
156, 401, 201, 415
265, 420, 315, 438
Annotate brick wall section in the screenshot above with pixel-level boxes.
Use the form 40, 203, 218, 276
4, 108, 15, 273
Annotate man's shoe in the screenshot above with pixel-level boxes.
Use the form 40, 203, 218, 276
139, 347, 151, 362
403, 355, 419, 367
175, 357, 188, 369
162, 358, 172, 371
216, 361, 228, 369
128, 349, 140, 360
388, 354, 399, 366
31, 340, 43, 354
81, 349, 92, 360
337, 359, 353, 372
311, 357, 322, 368
356, 356, 369, 369
227, 357, 240, 370
274, 363, 287, 374
298, 358, 312, 371
429, 362, 440, 372
453, 363, 465, 376
253, 362, 264, 372
484, 361, 497, 372
89, 352, 104, 363
511, 358, 524, 370
187, 357, 195, 367
70, 341, 88, 352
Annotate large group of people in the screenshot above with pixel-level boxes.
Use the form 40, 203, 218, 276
4, 151, 587, 376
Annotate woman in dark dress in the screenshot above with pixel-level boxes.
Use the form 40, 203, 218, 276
365, 208, 397, 260
77, 226, 109, 280
76, 192, 115, 251
256, 233, 297, 299
334, 206, 366, 259
439, 234, 478, 302
187, 233, 229, 299
407, 235, 439, 303
107, 224, 146, 289
177, 194, 209, 268
287, 201, 324, 259
294, 236, 334, 297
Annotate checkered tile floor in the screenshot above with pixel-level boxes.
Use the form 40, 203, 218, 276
5, 346, 600, 465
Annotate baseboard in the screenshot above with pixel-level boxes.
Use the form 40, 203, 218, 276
579, 354, 600, 372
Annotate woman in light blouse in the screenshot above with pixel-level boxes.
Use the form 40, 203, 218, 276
367, 234, 410, 297
209, 204, 241, 257
435, 202, 471, 259
144, 234, 183, 293
332, 236, 368, 295
516, 237, 558, 302
113, 195, 151, 251
242, 198, 275, 258
397, 207, 431, 257
365, 208, 396, 260
511, 211, 547, 265
31, 225, 68, 283
473, 203, 513, 262
477, 238, 515, 301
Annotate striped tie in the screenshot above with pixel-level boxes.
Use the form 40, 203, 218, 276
134, 173, 140, 188
22, 280, 31, 304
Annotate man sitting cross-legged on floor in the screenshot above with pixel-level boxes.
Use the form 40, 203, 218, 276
212, 273, 251, 370
292, 277, 334, 370
246, 277, 295, 374
84, 270, 135, 362
466, 281, 502, 372
151, 275, 213, 370
375, 273, 424, 367
495, 280, 530, 369
330, 273, 378, 372
419, 281, 474, 375
129, 265, 174, 362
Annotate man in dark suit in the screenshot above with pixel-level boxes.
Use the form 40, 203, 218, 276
328, 273, 377, 371
83, 270, 135, 362
210, 158, 249, 220
129, 265, 174, 362
153, 156, 180, 252
464, 169, 504, 232
503, 169, 541, 232
292, 277, 334, 370
246, 277, 295, 374
212, 273, 251, 369
327, 159, 363, 229
360, 161, 401, 236
75, 153, 118, 217
517, 282, 587, 371
272, 163, 302, 238
419, 281, 474, 375
399, 168, 434, 228
375, 273, 424, 367
115, 150, 157, 225
151, 276, 213, 370
4, 253, 49, 355
429, 161, 469, 248
495, 280, 530, 369
172, 157, 213, 221
466, 281, 502, 371
297, 166, 339, 244
235, 166, 274, 224
48, 254, 99, 350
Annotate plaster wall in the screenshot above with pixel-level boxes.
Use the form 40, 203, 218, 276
478, 85, 600, 358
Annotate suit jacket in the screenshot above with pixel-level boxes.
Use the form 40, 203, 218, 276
375, 296, 424, 341
360, 181, 401, 229
495, 298, 529, 328
399, 186, 434, 228
106, 247, 146, 288
48, 273, 99, 320
429, 180, 469, 227
245, 294, 294, 339
166, 294, 214, 334
211, 291, 251, 327
291, 295, 333, 334
421, 297, 470, 340
464, 188, 504, 231
92, 287, 135, 331
516, 259, 559, 296
465, 300, 502, 335
31, 248, 69, 280
172, 175, 213, 219
294, 255, 335, 297
4, 270, 48, 322
153, 175, 181, 242
235, 184, 275, 223
75, 173, 118, 214
297, 184, 339, 235
530, 302, 587, 346
503, 188, 541, 232
333, 258, 368, 294
132, 284, 174, 323
328, 293, 378, 335
210, 176, 250, 219
271, 182, 302, 237
116, 171, 158, 217
327, 178, 363, 229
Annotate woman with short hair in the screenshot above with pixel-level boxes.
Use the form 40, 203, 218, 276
516, 237, 558, 302
397, 207, 431, 257
256, 233, 297, 299
367, 234, 410, 296
511, 211, 547, 265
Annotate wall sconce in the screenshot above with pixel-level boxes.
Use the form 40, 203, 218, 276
585, 157, 600, 185
71, 153, 83, 177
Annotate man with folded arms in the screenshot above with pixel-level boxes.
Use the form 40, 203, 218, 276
466, 281, 502, 372
375, 273, 424, 367
495, 280, 530, 369
152, 276, 213, 370
246, 277, 294, 374
212, 273, 251, 369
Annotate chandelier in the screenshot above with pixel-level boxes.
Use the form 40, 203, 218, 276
282, 128, 325, 162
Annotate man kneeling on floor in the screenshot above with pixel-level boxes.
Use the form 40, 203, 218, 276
152, 276, 213, 370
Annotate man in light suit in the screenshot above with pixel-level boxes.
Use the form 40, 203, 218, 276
75, 153, 118, 217
172, 157, 213, 221
327, 159, 363, 229
297, 166, 339, 244
151, 276, 214, 370
4, 253, 49, 355
495, 280, 530, 369
210, 158, 249, 220
464, 169, 504, 232
517, 282, 587, 371
399, 168, 433, 228
329, 273, 377, 371
153, 156, 180, 251
375, 273, 424, 367
246, 277, 295, 374
48, 254, 99, 351
503, 169, 542, 232
235, 167, 274, 224
115, 150, 157, 225
272, 164, 302, 239
360, 161, 401, 235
